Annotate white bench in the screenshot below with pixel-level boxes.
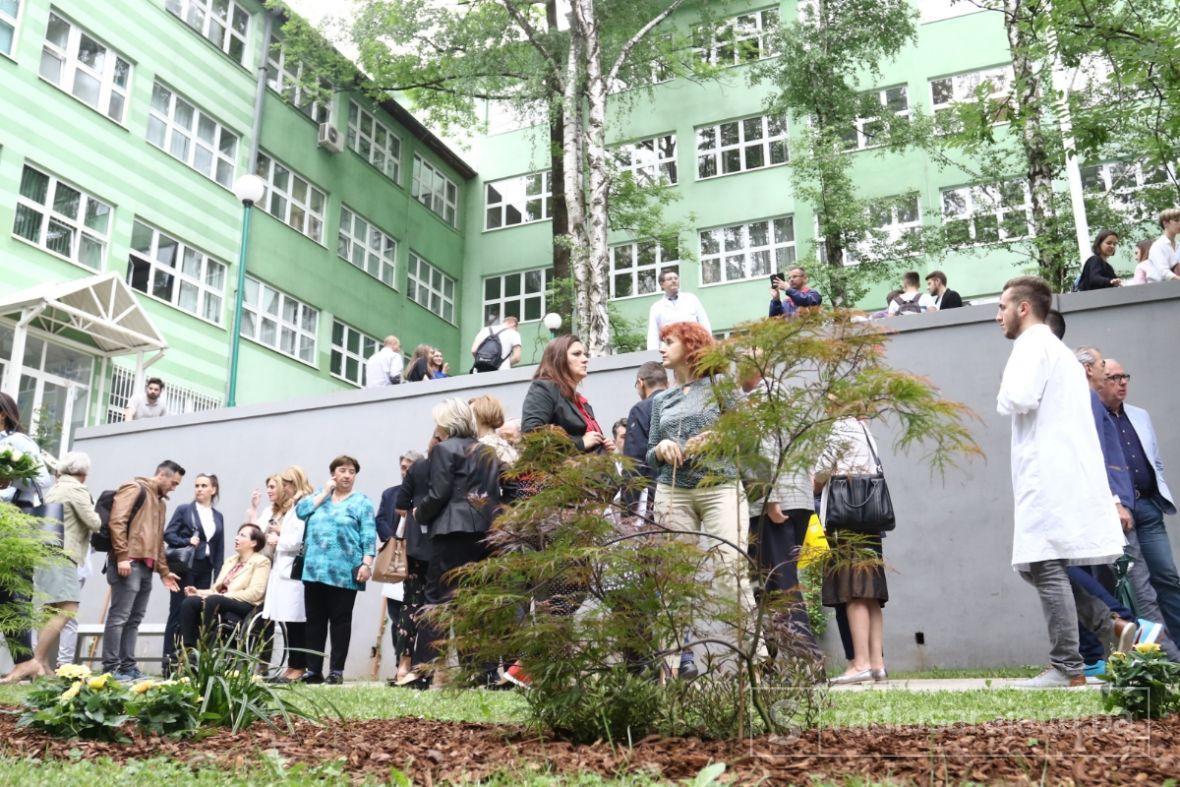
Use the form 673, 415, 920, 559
74, 623, 167, 665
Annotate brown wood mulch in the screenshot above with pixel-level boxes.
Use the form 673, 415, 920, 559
1, 711, 1178, 785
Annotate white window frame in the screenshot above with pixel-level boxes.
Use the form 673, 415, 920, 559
127, 219, 227, 325
346, 100, 402, 183
940, 180, 1032, 246
698, 7, 779, 67
609, 239, 681, 299
240, 276, 318, 365
699, 216, 795, 286
406, 252, 456, 323
613, 134, 678, 186
835, 195, 923, 266
481, 268, 552, 324
12, 163, 112, 270
696, 114, 788, 180
146, 81, 238, 188
164, 0, 249, 64
1, 0, 22, 59
484, 171, 552, 231
256, 151, 327, 244
39, 10, 132, 124
330, 319, 378, 388
1081, 160, 1173, 217
846, 86, 911, 151
337, 205, 397, 289
412, 155, 459, 228
930, 65, 1013, 122
265, 34, 332, 124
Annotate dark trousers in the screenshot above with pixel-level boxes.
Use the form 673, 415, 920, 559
177, 593, 256, 649
749, 509, 820, 657
163, 558, 213, 669
303, 581, 357, 676
412, 533, 489, 670
255, 618, 307, 671
1068, 565, 1134, 665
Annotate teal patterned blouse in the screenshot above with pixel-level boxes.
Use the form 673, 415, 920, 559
295, 490, 377, 591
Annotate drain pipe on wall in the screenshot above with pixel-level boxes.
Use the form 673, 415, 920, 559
247, 11, 274, 172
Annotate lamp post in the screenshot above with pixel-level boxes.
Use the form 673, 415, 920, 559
542, 312, 563, 336
226, 174, 267, 407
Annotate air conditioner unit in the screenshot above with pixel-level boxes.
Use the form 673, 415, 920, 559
317, 122, 343, 154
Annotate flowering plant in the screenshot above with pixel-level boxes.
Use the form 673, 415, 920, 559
1102, 642, 1180, 719
125, 678, 201, 736
18, 669, 131, 741
0, 445, 41, 482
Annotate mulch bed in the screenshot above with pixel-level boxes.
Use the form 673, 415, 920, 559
2, 710, 1178, 784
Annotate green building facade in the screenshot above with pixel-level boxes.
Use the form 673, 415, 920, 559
1, 0, 1094, 453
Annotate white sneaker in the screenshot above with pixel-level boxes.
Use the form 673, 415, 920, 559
1014, 667, 1084, 689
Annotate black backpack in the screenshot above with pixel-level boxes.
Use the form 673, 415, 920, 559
894, 296, 923, 316
472, 327, 505, 372
91, 483, 148, 552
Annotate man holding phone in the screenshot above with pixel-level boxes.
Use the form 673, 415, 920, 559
769, 267, 822, 318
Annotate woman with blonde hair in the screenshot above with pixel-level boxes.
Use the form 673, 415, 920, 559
260, 465, 314, 682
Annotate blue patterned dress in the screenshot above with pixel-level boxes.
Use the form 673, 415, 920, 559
295, 491, 377, 591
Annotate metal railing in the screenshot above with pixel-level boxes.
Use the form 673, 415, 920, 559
105, 366, 222, 423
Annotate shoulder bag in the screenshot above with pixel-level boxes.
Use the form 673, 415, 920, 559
824, 424, 895, 533
372, 533, 409, 584
289, 505, 311, 580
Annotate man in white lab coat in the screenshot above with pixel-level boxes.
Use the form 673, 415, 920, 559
996, 276, 1134, 688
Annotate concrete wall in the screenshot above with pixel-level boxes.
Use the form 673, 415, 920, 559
56, 282, 1180, 677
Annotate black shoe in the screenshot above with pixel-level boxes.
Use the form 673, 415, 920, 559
266, 675, 292, 685
325, 672, 343, 685
300, 672, 324, 685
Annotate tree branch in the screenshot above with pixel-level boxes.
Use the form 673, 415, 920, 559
497, 0, 564, 82
606, 0, 688, 87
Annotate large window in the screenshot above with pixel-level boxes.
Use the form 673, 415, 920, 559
613, 134, 677, 186
265, 35, 332, 124
346, 101, 401, 182
256, 152, 326, 243
844, 86, 910, 150
482, 268, 551, 323
930, 65, 1012, 123
699, 216, 795, 286
697, 7, 779, 66
1082, 160, 1171, 217
484, 171, 552, 230
240, 276, 318, 364
412, 156, 458, 228
164, 0, 249, 63
39, 10, 132, 123
146, 82, 238, 188
337, 205, 397, 288
1, 1, 20, 57
696, 114, 788, 179
13, 164, 112, 269
610, 239, 680, 299
832, 195, 923, 266
127, 219, 226, 324
941, 181, 1031, 246
330, 320, 378, 387
406, 252, 455, 323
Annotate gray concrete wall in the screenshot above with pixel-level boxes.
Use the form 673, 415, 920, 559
49, 282, 1180, 677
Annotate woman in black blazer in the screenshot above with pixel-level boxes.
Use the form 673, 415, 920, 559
162, 473, 225, 672
398, 398, 502, 688
1078, 229, 1123, 290
521, 334, 608, 453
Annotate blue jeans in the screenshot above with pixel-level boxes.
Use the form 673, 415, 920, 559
1068, 566, 1133, 664
1133, 495, 1180, 641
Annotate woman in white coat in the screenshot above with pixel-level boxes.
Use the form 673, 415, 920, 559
257, 465, 313, 682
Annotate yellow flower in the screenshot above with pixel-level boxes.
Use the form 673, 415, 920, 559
1134, 642, 1162, 655
130, 680, 155, 695
87, 674, 111, 690
55, 664, 91, 680
252, 675, 264, 684
58, 681, 82, 704
178, 677, 191, 684
227, 670, 240, 679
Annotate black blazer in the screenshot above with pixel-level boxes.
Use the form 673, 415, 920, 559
375, 485, 401, 542
416, 437, 503, 537
624, 395, 658, 482
405, 357, 430, 382
1078, 255, 1119, 290
163, 502, 225, 573
938, 289, 963, 309
521, 379, 602, 452
396, 458, 433, 561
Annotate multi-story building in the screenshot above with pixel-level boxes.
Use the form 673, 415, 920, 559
1, 0, 1110, 453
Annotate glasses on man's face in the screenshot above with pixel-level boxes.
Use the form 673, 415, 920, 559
1106, 373, 1131, 383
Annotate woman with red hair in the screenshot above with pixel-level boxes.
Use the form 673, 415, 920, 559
647, 322, 758, 673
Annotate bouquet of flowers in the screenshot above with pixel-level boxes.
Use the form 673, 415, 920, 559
0, 445, 42, 483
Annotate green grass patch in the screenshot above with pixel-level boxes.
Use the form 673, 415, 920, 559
823, 688, 1107, 727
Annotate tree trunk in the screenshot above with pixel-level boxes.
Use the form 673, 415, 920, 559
1004, 0, 1067, 288
545, 0, 572, 323
560, 20, 590, 339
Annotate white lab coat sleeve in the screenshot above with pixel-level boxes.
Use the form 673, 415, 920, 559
646, 304, 660, 350
997, 337, 1049, 416
694, 295, 712, 335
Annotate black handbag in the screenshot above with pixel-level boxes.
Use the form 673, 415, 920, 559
824, 424, 895, 533
290, 510, 310, 581
166, 545, 196, 574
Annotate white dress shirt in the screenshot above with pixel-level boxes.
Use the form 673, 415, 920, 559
646, 292, 712, 349
365, 346, 404, 387
996, 324, 1124, 571
1145, 234, 1180, 282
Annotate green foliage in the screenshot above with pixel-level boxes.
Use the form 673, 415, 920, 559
125, 677, 202, 736
1102, 643, 1180, 720
19, 667, 132, 741
0, 502, 63, 656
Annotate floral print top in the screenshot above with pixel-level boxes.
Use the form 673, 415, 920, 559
295, 490, 377, 590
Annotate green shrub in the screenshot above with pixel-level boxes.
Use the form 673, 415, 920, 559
19, 666, 131, 741
125, 677, 202, 736
1102, 643, 1180, 720
0, 502, 64, 657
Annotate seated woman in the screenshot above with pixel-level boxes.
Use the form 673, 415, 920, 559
177, 523, 271, 652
